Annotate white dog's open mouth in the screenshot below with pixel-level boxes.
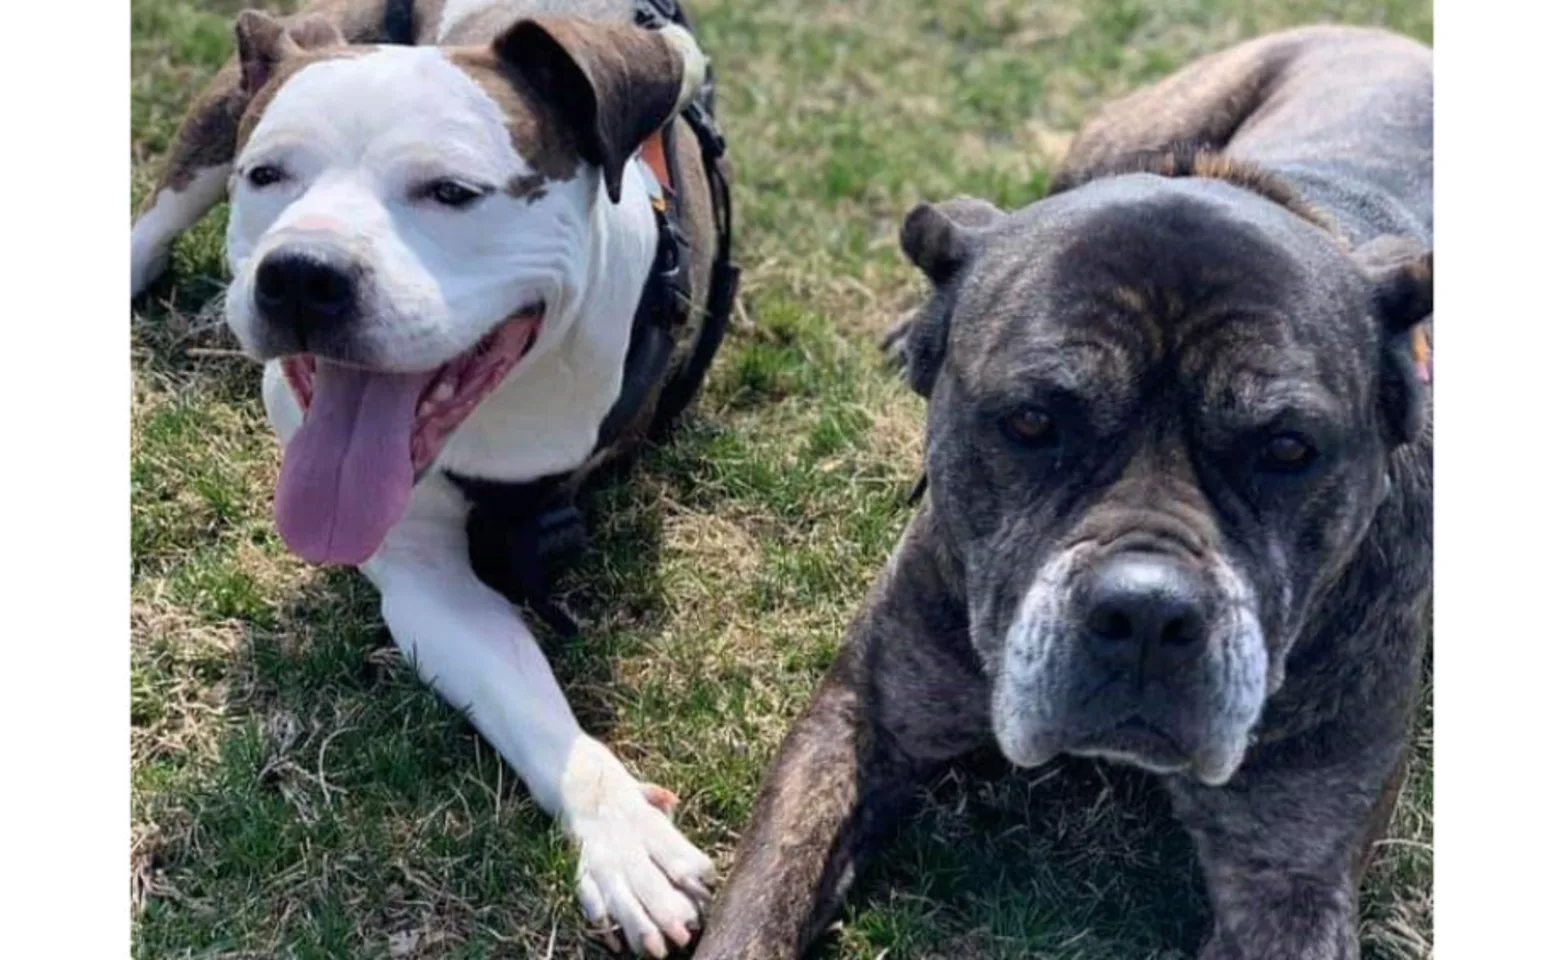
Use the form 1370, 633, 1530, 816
273, 304, 543, 567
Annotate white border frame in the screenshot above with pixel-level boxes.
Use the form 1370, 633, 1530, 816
3, 1, 1561, 954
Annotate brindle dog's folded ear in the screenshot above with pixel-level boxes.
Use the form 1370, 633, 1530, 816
891, 198, 1005, 396
235, 10, 345, 95
1354, 235, 1433, 445
494, 18, 691, 204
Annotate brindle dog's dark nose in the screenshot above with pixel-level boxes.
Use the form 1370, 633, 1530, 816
254, 246, 358, 343
1081, 552, 1211, 678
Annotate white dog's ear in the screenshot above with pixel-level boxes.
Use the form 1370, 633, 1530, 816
494, 17, 698, 203
234, 9, 345, 95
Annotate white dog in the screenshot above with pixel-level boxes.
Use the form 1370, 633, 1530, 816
130, 1, 737, 954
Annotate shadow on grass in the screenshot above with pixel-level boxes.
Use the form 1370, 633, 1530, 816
828, 753, 1207, 959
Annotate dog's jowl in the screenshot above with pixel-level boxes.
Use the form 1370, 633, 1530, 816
130, 1, 739, 955
696, 26, 1431, 960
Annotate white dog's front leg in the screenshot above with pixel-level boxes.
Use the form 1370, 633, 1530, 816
131, 164, 229, 298
361, 477, 712, 957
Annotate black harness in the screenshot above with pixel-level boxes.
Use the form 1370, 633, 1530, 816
447, 0, 739, 636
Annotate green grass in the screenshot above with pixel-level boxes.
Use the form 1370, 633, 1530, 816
130, 1, 1433, 957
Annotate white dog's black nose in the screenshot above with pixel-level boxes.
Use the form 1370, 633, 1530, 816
254, 247, 358, 342
1080, 553, 1211, 677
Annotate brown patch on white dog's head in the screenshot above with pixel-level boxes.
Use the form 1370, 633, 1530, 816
506, 172, 551, 204
144, 8, 374, 198
450, 17, 694, 204
443, 45, 587, 193
233, 10, 357, 148
236, 10, 346, 93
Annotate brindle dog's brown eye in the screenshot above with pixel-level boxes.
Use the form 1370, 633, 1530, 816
1258, 433, 1318, 472
1001, 406, 1059, 447
247, 164, 285, 188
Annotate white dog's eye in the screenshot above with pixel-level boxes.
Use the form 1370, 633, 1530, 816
246, 164, 286, 188
417, 178, 490, 210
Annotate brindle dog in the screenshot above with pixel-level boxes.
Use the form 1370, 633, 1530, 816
694, 26, 1431, 960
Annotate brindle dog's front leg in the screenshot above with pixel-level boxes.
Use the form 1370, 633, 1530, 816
693, 645, 913, 960
1168, 740, 1410, 960
695, 513, 989, 959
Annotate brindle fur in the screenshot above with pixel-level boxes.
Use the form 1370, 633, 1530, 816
696, 26, 1431, 960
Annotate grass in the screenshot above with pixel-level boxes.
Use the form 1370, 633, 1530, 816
129, 1, 1434, 957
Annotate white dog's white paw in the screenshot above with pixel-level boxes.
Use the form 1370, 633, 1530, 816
561, 739, 714, 957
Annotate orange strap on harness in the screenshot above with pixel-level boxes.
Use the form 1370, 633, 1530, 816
1411, 325, 1432, 384
640, 131, 676, 207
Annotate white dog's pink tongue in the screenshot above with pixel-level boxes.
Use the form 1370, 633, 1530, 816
275, 361, 435, 566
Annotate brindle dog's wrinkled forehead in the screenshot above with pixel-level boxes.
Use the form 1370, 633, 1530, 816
943, 175, 1378, 428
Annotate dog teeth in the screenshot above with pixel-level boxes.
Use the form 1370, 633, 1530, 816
432, 383, 455, 403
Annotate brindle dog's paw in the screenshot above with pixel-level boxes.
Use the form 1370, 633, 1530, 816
562, 739, 714, 957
